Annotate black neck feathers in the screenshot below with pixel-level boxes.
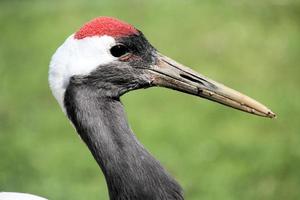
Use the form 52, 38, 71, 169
64, 82, 183, 200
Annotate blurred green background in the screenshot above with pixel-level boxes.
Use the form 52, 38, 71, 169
1, 0, 299, 199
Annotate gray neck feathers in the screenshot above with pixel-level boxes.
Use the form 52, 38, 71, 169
64, 84, 183, 200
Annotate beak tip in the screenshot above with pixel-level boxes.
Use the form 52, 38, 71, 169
265, 109, 276, 119
268, 111, 276, 119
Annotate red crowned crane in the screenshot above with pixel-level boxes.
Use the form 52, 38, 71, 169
0, 17, 275, 200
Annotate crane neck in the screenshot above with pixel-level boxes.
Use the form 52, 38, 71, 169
63, 83, 183, 200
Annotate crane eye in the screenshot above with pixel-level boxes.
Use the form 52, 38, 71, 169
110, 44, 129, 57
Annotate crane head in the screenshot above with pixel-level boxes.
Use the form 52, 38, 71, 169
49, 16, 275, 118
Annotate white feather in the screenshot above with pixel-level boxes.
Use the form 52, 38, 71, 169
49, 34, 117, 109
0, 192, 47, 200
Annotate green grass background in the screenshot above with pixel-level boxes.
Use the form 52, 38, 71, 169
0, 0, 300, 199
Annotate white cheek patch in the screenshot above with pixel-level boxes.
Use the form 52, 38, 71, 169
49, 34, 117, 110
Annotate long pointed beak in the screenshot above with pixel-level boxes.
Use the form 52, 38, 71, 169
148, 53, 275, 118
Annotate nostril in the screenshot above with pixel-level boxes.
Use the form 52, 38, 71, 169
180, 74, 204, 85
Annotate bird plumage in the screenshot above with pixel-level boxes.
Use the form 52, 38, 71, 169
64, 86, 183, 199
4, 16, 275, 200
0, 192, 47, 200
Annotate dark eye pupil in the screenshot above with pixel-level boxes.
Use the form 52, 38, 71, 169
110, 45, 128, 57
